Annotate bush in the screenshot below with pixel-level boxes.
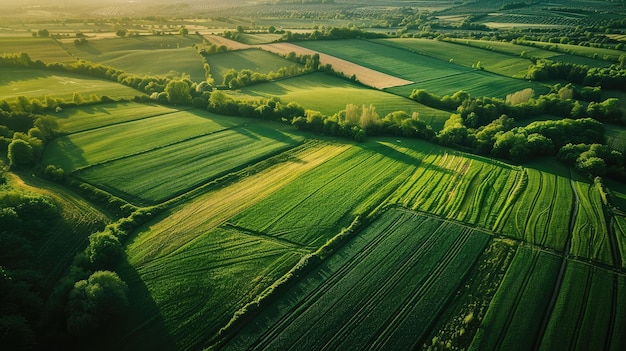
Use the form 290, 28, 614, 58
85, 231, 124, 270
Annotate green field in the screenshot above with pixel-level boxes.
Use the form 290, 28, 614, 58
295, 39, 548, 98
205, 48, 301, 85
0, 67, 143, 100
62, 35, 206, 81
571, 177, 612, 265
378, 38, 534, 78
470, 246, 561, 351
53, 101, 179, 133
223, 209, 491, 351
237, 33, 283, 44
0, 37, 76, 63
238, 72, 451, 130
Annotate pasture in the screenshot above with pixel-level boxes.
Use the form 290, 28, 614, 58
0, 68, 143, 100
62, 35, 207, 81
238, 72, 451, 130
295, 39, 548, 98
204, 48, 300, 85
0, 37, 75, 63
223, 209, 491, 351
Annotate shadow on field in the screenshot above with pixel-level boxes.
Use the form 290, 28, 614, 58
106, 259, 177, 351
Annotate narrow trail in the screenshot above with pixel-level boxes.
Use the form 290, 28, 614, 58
532, 172, 579, 350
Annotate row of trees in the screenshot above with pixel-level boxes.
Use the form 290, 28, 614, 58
526, 59, 626, 90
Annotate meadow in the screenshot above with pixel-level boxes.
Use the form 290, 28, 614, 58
204, 48, 301, 85
0, 37, 75, 63
238, 72, 451, 130
0, 67, 143, 100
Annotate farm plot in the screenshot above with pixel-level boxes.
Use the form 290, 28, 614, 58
238, 72, 450, 130
44, 109, 244, 171
499, 162, 573, 251
469, 246, 561, 351
571, 177, 612, 266
52, 101, 179, 133
389, 149, 520, 229
62, 35, 206, 81
111, 142, 351, 350
230, 139, 433, 247
75, 122, 305, 204
539, 261, 618, 351
204, 48, 301, 86
0, 67, 143, 100
614, 215, 626, 269
222, 209, 491, 351
378, 38, 534, 78
0, 37, 75, 63
295, 39, 546, 98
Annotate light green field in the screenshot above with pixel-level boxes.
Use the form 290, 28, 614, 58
53, 101, 179, 133
44, 109, 244, 171
605, 124, 626, 154
0, 37, 75, 63
75, 123, 304, 204
223, 209, 491, 351
527, 40, 624, 62
237, 33, 283, 44
0, 68, 143, 100
63, 35, 206, 81
238, 72, 451, 130
378, 38, 534, 78
204, 48, 300, 85
295, 39, 548, 98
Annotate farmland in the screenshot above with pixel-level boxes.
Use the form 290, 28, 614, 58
222, 209, 491, 351
0, 67, 143, 100
238, 73, 450, 130
2, 1, 626, 350
294, 39, 549, 98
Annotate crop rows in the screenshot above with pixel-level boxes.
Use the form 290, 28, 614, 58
470, 246, 561, 351
571, 178, 612, 265
613, 215, 626, 269
76, 123, 304, 204
224, 209, 490, 351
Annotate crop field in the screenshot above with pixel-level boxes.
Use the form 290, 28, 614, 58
605, 124, 626, 154
222, 209, 491, 351
526, 40, 624, 62
614, 215, 626, 269
75, 123, 304, 204
0, 37, 75, 63
53, 101, 179, 133
539, 261, 620, 351
470, 246, 561, 351
236, 33, 283, 45
0, 67, 143, 100
294, 39, 548, 98
377, 38, 534, 78
445, 38, 611, 68
388, 149, 520, 229
499, 162, 573, 251
44, 109, 244, 171
238, 72, 451, 130
62, 35, 206, 81
204, 48, 300, 85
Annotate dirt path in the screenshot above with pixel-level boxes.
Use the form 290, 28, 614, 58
198, 35, 413, 90
258, 42, 413, 90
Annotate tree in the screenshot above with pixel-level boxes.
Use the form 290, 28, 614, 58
37, 29, 49, 37
7, 139, 34, 168
236, 25, 244, 33
179, 27, 188, 36
66, 271, 128, 336
268, 25, 276, 34
164, 80, 192, 105
115, 29, 127, 37
85, 231, 123, 269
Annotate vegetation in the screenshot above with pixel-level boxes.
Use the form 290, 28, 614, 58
1, 1, 626, 350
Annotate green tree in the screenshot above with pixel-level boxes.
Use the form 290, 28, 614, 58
7, 139, 34, 168
66, 271, 129, 336
179, 27, 189, 36
85, 231, 123, 269
116, 29, 127, 37
164, 80, 192, 105
37, 29, 49, 37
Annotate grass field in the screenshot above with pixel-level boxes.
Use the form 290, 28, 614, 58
0, 67, 143, 100
44, 109, 244, 171
204, 48, 301, 85
0, 37, 75, 63
237, 33, 283, 44
378, 38, 534, 78
53, 101, 179, 133
295, 39, 548, 98
238, 72, 451, 130
62, 35, 206, 81
223, 209, 491, 351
